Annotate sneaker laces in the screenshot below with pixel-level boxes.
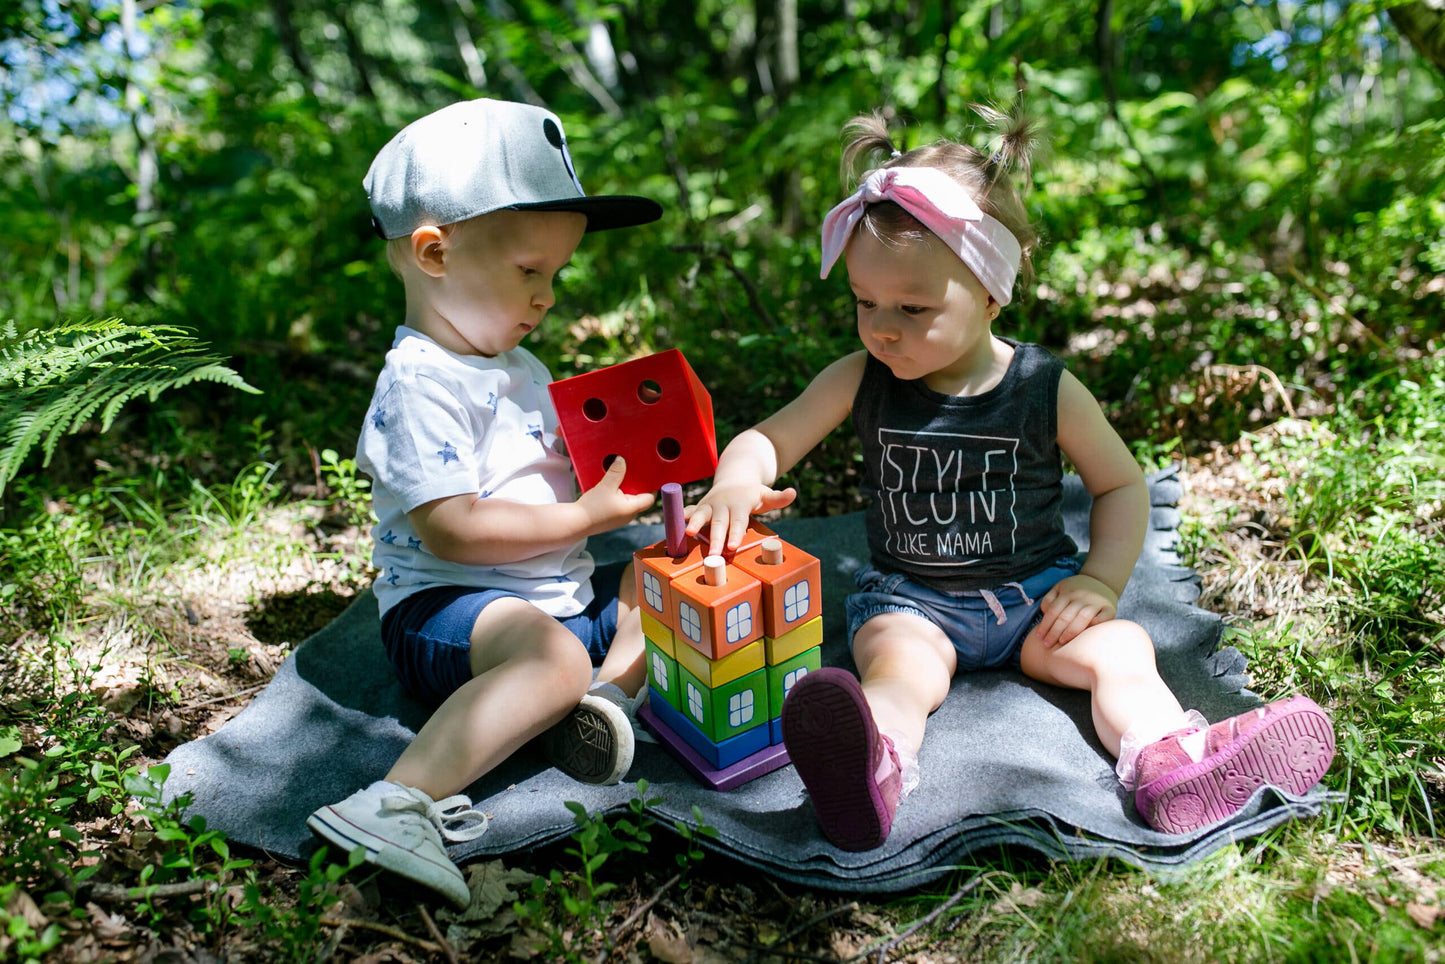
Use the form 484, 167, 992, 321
382, 786, 490, 842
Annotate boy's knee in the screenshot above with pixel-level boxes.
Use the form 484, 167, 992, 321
542, 632, 594, 700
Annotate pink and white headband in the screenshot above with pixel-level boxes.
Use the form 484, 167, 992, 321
818, 166, 1022, 306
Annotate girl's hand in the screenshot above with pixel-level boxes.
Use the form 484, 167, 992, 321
1027, 574, 1119, 649
685, 482, 796, 556
576, 457, 657, 534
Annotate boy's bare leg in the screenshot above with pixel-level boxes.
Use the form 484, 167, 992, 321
1019, 618, 1186, 756
385, 597, 594, 801
591, 564, 645, 695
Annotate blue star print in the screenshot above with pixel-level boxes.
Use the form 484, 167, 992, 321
437, 441, 459, 465
371, 409, 387, 430
407, 536, 422, 549
527, 423, 543, 442
379, 529, 397, 545
385, 567, 400, 585
485, 392, 498, 415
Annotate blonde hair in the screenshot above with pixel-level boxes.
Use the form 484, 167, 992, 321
839, 103, 1044, 291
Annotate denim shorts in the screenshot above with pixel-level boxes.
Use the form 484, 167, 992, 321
844, 556, 1084, 672
379, 561, 625, 707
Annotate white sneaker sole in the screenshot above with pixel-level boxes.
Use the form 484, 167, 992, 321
543, 694, 635, 785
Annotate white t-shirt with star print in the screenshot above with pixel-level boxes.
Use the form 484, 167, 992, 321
357, 326, 595, 618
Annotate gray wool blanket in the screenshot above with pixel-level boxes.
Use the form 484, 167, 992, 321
161, 468, 1335, 892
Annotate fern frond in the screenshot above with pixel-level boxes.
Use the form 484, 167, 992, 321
0, 318, 261, 498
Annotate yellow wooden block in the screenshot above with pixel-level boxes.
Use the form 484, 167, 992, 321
674, 638, 765, 689
641, 610, 674, 657
764, 616, 822, 665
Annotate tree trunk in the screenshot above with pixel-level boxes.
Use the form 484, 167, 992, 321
267, 0, 324, 98
335, 5, 376, 100
120, 0, 158, 297
1388, 1, 1445, 77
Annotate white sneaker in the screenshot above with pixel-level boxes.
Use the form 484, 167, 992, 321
541, 692, 635, 785
307, 781, 488, 909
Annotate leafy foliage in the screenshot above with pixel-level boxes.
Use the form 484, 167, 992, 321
0, 320, 259, 498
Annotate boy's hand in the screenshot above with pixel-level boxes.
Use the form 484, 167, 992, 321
576, 457, 656, 534
684, 482, 796, 556
1027, 574, 1119, 649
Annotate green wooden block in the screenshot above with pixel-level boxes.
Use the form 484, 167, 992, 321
766, 645, 822, 719
677, 663, 769, 743
646, 638, 682, 712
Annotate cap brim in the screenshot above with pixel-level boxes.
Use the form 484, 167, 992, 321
513, 195, 663, 232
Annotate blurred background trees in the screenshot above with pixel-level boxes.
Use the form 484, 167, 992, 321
1, 0, 1441, 503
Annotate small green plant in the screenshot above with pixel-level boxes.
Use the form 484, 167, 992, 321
0, 881, 64, 964
514, 780, 719, 960
318, 447, 373, 530
238, 845, 366, 962
125, 764, 255, 928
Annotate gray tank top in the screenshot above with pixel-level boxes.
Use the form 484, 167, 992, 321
851, 340, 1078, 592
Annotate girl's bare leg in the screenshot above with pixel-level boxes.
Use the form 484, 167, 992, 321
1019, 618, 1187, 756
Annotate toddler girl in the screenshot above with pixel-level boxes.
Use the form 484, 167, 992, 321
687, 107, 1334, 850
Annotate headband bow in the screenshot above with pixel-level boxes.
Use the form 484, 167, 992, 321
818, 166, 1023, 306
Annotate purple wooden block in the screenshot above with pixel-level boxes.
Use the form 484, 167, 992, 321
638, 702, 792, 791
661, 482, 686, 557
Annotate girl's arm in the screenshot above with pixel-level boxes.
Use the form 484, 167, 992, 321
409, 456, 655, 567
687, 350, 866, 555
1029, 370, 1149, 647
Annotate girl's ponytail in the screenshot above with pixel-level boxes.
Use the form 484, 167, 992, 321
840, 111, 900, 188
971, 100, 1045, 186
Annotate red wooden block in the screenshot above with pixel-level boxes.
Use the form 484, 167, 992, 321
549, 349, 718, 494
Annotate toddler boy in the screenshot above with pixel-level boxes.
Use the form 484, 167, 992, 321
307, 98, 662, 908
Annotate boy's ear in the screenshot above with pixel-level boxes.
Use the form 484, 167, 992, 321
410, 225, 447, 278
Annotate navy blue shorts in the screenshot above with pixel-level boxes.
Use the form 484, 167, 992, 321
379, 561, 626, 707
844, 557, 1083, 672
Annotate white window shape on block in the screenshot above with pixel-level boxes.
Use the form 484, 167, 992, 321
679, 602, 702, 643
783, 666, 809, 698
783, 580, 810, 623
728, 689, 755, 727
686, 682, 704, 722
643, 571, 664, 612
650, 652, 669, 690
724, 601, 753, 644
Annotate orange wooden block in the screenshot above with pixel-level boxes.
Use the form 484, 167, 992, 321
670, 562, 764, 661
731, 538, 822, 638
634, 538, 706, 624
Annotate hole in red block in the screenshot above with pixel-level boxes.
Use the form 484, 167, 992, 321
601, 453, 619, 471
637, 379, 663, 404
582, 397, 608, 421
657, 436, 682, 461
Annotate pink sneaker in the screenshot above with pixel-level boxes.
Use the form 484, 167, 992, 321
1135, 696, 1335, 834
781, 667, 902, 851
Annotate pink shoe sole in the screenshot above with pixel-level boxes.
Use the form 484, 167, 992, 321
1137, 696, 1335, 834
781, 668, 895, 851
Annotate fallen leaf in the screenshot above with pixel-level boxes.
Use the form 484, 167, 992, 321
1406, 902, 1440, 929
445, 859, 535, 922
645, 913, 692, 963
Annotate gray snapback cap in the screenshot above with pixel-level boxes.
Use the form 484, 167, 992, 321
365, 98, 662, 239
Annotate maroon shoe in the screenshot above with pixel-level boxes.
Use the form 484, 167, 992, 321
1135, 696, 1335, 834
781, 667, 902, 851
